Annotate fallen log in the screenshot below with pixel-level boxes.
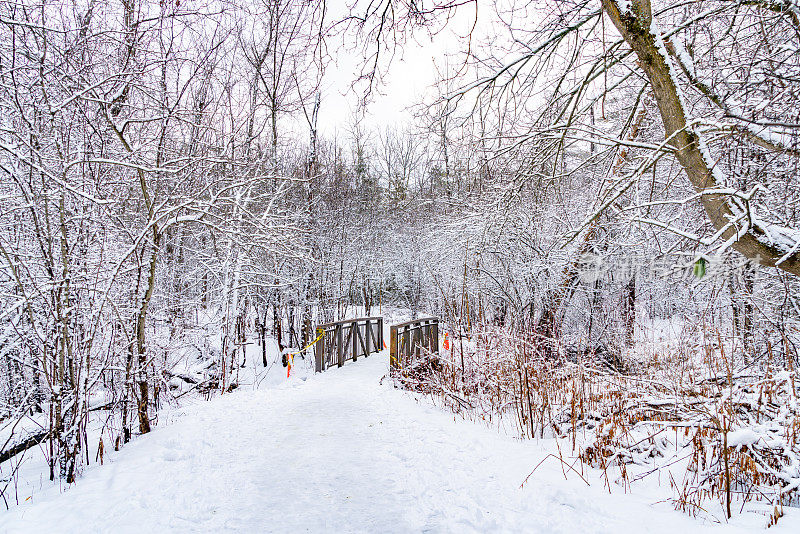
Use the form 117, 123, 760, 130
0, 429, 49, 464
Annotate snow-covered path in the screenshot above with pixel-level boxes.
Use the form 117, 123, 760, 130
0, 353, 790, 533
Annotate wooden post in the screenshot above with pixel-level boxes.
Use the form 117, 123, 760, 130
352, 323, 358, 362
365, 319, 371, 356
337, 324, 343, 368
378, 317, 384, 350
403, 325, 410, 362
389, 325, 398, 370
315, 327, 325, 372
432, 320, 439, 354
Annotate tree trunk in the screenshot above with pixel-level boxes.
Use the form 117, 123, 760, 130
622, 275, 636, 347
135, 231, 159, 435
534, 99, 648, 346
602, 0, 800, 277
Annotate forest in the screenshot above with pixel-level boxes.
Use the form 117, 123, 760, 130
1, 0, 799, 529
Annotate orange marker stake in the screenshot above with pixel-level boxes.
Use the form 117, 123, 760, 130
443, 332, 450, 351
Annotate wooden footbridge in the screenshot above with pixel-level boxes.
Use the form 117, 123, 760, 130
312, 316, 440, 373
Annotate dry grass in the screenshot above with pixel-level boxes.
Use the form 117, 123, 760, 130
391, 325, 800, 525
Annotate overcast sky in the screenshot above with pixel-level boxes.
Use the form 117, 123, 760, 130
315, 1, 486, 138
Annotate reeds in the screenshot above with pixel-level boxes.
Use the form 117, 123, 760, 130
390, 323, 800, 525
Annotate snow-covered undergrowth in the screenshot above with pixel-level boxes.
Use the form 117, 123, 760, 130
2, 352, 793, 533
0, 304, 387, 513
0, 304, 303, 512
392, 324, 800, 528
3, 308, 798, 532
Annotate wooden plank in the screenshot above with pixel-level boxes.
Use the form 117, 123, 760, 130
315, 316, 383, 329
426, 322, 430, 353
343, 324, 354, 362
390, 316, 439, 330
356, 323, 368, 358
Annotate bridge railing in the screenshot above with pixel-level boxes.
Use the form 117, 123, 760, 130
389, 317, 439, 370
314, 317, 384, 372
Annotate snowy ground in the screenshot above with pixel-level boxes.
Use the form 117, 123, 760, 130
1, 350, 797, 533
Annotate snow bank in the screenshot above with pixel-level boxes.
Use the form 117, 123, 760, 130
3, 353, 788, 533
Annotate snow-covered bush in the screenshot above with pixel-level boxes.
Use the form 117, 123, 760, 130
391, 323, 800, 525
